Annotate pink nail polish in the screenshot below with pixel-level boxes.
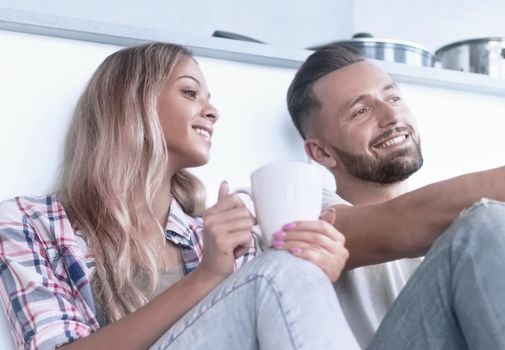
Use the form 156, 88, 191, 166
282, 222, 296, 230
290, 247, 302, 254
272, 231, 286, 239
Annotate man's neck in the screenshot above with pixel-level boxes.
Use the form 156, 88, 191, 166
335, 175, 409, 206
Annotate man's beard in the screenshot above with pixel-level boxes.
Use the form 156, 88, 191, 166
332, 139, 423, 184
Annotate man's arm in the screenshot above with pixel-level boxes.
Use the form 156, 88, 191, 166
334, 165, 505, 269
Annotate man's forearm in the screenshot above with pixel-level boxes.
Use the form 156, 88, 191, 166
334, 165, 505, 269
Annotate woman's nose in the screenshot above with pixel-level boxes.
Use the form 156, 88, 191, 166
201, 102, 220, 123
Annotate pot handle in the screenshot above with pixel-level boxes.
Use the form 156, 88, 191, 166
212, 30, 265, 44
501, 48, 505, 59
352, 32, 374, 39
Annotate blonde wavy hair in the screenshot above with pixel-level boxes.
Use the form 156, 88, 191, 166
57, 42, 206, 323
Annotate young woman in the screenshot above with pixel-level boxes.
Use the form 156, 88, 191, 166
0, 43, 354, 349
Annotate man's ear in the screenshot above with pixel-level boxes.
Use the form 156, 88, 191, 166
304, 138, 338, 168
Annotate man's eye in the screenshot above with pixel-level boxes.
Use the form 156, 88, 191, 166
182, 89, 197, 98
391, 96, 401, 103
352, 107, 368, 118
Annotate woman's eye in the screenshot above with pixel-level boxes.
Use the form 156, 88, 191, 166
390, 96, 401, 103
182, 89, 197, 98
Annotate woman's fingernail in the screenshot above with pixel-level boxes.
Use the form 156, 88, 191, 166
272, 231, 286, 239
272, 240, 284, 248
290, 247, 302, 254
282, 222, 296, 230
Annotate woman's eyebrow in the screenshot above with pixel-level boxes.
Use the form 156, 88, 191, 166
175, 75, 211, 99
176, 75, 201, 86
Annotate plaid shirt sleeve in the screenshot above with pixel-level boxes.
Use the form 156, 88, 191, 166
166, 198, 262, 274
0, 197, 96, 350
233, 231, 262, 270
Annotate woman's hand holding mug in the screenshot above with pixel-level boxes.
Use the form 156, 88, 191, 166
270, 207, 349, 282
199, 181, 254, 281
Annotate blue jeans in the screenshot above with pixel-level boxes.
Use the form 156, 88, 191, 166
369, 200, 505, 349
150, 249, 359, 350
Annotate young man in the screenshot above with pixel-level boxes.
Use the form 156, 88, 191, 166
284, 44, 505, 349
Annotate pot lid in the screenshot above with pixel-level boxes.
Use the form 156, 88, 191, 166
307, 33, 432, 55
336, 38, 432, 54
435, 37, 505, 54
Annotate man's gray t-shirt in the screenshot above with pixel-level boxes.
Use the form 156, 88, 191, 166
323, 188, 422, 348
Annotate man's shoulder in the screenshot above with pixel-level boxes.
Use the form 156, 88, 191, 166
322, 187, 350, 210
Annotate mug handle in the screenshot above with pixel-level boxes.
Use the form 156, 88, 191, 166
234, 187, 255, 218
233, 187, 263, 238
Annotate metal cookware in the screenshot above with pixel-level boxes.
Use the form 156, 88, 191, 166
435, 37, 505, 79
212, 30, 265, 44
308, 33, 436, 68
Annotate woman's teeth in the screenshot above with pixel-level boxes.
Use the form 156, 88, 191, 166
194, 128, 211, 141
376, 135, 407, 149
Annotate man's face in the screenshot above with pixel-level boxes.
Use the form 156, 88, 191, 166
311, 61, 423, 184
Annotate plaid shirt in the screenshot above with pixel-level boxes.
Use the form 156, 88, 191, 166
0, 195, 259, 350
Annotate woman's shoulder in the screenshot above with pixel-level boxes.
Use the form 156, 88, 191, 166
0, 194, 69, 239
0, 194, 61, 219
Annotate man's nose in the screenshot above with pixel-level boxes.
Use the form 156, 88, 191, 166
377, 101, 401, 128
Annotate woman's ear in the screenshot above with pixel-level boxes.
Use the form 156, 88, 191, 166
304, 138, 338, 168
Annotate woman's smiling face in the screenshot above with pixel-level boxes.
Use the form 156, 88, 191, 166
157, 57, 220, 170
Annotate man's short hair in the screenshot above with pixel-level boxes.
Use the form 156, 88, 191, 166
287, 44, 365, 139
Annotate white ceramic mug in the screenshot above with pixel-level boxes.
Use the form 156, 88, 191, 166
238, 161, 323, 247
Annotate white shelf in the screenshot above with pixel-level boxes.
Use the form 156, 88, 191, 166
1, 7, 505, 97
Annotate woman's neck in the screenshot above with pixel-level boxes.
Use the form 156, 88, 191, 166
136, 170, 174, 231
152, 174, 173, 228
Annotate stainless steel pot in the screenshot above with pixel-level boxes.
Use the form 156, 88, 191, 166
435, 37, 505, 79
308, 34, 435, 67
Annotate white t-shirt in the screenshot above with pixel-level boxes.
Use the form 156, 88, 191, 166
323, 188, 423, 349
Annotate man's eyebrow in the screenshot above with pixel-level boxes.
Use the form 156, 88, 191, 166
342, 82, 398, 112
344, 95, 366, 111
176, 75, 211, 99
382, 82, 398, 91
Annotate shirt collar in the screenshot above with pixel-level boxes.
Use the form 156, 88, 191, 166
165, 198, 196, 244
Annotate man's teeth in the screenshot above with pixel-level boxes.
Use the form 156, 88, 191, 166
376, 135, 407, 149
194, 128, 211, 141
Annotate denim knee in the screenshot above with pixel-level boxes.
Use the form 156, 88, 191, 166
459, 199, 505, 221
246, 249, 332, 292
442, 199, 505, 255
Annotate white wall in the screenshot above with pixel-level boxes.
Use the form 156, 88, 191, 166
402, 83, 505, 190
1, 30, 505, 204
0, 30, 305, 203
352, 0, 505, 51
